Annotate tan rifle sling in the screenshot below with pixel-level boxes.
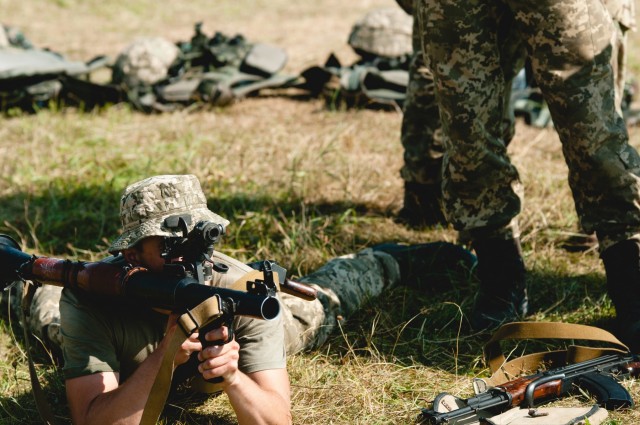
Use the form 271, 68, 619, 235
139, 294, 224, 425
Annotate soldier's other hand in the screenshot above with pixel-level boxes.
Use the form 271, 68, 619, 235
165, 313, 202, 367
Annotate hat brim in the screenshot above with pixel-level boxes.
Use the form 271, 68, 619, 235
108, 206, 229, 254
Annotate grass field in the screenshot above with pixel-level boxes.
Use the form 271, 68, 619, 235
2, 0, 640, 424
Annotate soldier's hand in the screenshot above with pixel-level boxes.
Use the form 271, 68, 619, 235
197, 326, 240, 386
165, 313, 202, 367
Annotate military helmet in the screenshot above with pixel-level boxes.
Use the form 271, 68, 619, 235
111, 36, 180, 88
347, 7, 413, 59
108, 174, 229, 254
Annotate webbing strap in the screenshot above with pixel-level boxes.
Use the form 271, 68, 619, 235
139, 270, 269, 425
483, 322, 629, 386
140, 296, 223, 425
20, 281, 58, 425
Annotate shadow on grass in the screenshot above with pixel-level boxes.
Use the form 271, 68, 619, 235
0, 181, 122, 254
321, 266, 616, 376
0, 181, 394, 255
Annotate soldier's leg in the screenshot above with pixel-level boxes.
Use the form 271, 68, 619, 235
399, 3, 526, 230
560, 10, 630, 253
281, 248, 400, 354
11, 282, 64, 360
418, 0, 528, 330
281, 242, 477, 354
509, 0, 640, 349
398, 14, 446, 227
418, 0, 522, 233
506, 0, 636, 244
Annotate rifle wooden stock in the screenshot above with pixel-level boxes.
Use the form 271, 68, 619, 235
500, 374, 564, 407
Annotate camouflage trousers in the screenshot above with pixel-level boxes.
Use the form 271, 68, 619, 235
603, 0, 636, 114
281, 248, 399, 354
417, 0, 640, 251
12, 248, 400, 357
400, 4, 526, 187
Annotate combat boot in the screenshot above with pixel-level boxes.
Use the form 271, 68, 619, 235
470, 237, 528, 331
372, 242, 477, 291
396, 182, 446, 228
601, 239, 640, 353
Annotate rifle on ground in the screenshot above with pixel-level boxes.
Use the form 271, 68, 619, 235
418, 353, 640, 424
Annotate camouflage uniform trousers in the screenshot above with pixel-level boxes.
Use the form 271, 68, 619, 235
281, 248, 400, 355
603, 0, 636, 114
400, 0, 526, 189
416, 0, 640, 251
11, 283, 64, 352
12, 248, 400, 358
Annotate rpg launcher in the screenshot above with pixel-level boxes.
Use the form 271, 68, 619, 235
418, 353, 640, 424
0, 219, 316, 349
0, 232, 279, 344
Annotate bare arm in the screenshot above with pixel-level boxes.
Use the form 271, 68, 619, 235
227, 369, 292, 425
199, 327, 292, 425
66, 317, 200, 425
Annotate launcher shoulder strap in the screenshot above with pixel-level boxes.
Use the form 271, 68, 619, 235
19, 281, 58, 425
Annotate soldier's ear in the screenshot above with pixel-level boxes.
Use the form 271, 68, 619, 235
122, 248, 140, 266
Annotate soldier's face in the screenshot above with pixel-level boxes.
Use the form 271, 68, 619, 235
133, 236, 166, 272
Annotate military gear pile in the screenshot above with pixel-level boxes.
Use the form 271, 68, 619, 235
0, 23, 297, 114
120, 24, 298, 112
299, 7, 413, 109
0, 24, 110, 112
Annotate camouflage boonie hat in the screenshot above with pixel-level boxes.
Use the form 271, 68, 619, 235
108, 174, 229, 254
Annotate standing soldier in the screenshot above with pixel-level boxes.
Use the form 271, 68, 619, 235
416, 0, 640, 353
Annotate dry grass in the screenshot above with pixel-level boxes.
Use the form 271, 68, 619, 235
2, 0, 640, 424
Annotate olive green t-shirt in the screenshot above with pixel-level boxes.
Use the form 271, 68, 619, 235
60, 254, 286, 383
